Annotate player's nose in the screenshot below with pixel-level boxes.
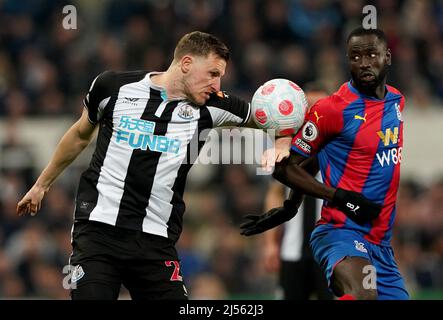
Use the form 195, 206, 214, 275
360, 56, 371, 68
211, 78, 221, 92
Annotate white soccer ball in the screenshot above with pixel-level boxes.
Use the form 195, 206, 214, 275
251, 78, 308, 136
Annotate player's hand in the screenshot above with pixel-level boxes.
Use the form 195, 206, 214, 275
332, 188, 382, 224
261, 137, 292, 172
240, 200, 297, 236
16, 185, 47, 216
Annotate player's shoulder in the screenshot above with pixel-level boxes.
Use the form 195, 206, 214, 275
112, 70, 149, 79
309, 94, 342, 116
93, 70, 149, 88
386, 84, 404, 97
333, 82, 363, 104
88, 70, 118, 93
386, 84, 406, 111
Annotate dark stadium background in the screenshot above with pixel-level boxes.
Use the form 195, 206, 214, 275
0, 0, 443, 299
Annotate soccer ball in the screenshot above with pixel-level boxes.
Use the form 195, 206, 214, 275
251, 78, 308, 136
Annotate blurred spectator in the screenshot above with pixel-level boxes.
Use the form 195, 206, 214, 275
189, 273, 228, 300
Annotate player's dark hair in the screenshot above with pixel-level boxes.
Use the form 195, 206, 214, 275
174, 31, 230, 62
347, 28, 387, 47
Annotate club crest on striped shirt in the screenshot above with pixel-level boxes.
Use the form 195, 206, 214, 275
178, 105, 194, 120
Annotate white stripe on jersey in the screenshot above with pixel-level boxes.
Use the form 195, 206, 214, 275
207, 106, 243, 127
280, 202, 304, 261
142, 102, 200, 237
154, 99, 168, 118
89, 79, 150, 225
83, 96, 110, 124
97, 97, 111, 121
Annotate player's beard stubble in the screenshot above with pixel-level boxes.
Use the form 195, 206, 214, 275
182, 75, 206, 106
351, 64, 389, 95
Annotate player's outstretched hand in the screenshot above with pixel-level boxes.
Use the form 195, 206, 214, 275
240, 200, 297, 236
332, 188, 382, 225
261, 136, 292, 172
16, 185, 47, 216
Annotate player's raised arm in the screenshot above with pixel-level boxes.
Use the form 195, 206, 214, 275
16, 108, 96, 216
273, 151, 381, 227
240, 159, 317, 236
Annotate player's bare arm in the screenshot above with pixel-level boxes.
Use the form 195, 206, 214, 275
240, 153, 320, 236
242, 148, 382, 236
275, 152, 382, 225
16, 108, 96, 216
274, 152, 335, 202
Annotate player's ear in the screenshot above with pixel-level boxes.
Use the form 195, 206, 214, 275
386, 48, 392, 66
180, 55, 193, 74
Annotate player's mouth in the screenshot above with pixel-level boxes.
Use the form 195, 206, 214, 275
360, 72, 376, 81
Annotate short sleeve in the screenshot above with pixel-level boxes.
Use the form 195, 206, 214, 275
206, 91, 251, 127
291, 96, 343, 157
83, 71, 115, 124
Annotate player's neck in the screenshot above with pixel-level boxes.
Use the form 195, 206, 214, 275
374, 83, 387, 99
150, 66, 185, 100
353, 79, 387, 99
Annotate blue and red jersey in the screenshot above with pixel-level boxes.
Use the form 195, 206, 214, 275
291, 81, 405, 246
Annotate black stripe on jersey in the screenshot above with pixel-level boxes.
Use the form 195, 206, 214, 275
75, 71, 148, 220
83, 70, 115, 124
206, 93, 250, 122
116, 90, 177, 230
167, 107, 213, 241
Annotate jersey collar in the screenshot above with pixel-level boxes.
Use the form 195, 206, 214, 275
347, 80, 392, 101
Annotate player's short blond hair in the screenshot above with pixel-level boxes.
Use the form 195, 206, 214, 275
174, 31, 229, 62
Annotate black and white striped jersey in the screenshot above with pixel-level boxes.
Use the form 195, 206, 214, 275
75, 70, 250, 243
280, 174, 323, 262
280, 196, 322, 262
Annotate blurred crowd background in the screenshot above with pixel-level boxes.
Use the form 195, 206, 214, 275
1, 0, 443, 299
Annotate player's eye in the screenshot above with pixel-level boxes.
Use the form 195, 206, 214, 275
351, 55, 360, 61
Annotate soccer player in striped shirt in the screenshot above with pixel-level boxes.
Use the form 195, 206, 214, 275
17, 31, 255, 300
241, 28, 409, 300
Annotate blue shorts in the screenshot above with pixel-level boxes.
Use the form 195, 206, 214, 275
310, 226, 409, 300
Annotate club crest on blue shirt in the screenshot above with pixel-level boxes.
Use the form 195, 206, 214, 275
354, 240, 368, 253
